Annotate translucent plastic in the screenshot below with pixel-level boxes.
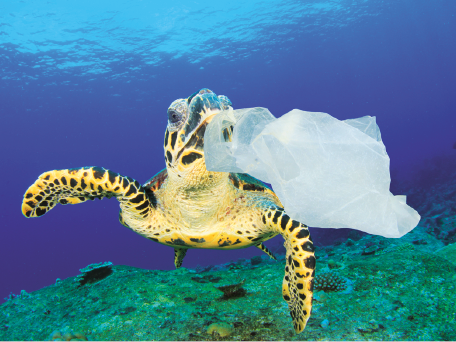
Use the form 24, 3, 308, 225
204, 107, 420, 238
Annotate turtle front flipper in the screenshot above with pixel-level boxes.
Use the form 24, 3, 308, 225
22, 167, 154, 226
263, 208, 315, 334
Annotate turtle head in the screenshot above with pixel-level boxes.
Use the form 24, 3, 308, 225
164, 88, 232, 178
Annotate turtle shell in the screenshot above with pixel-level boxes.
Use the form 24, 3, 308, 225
144, 168, 273, 194
228, 173, 272, 192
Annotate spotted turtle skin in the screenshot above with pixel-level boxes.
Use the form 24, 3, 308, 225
21, 89, 315, 333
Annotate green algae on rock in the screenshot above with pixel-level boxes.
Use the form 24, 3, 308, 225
214, 279, 247, 299
206, 322, 234, 337
75, 261, 114, 287
435, 243, 456, 265
1, 238, 455, 341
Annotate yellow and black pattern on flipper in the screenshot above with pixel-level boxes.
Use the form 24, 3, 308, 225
174, 247, 188, 269
255, 242, 277, 260
22, 167, 154, 224
263, 208, 315, 334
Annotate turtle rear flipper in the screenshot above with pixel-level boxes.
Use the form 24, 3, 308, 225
22, 167, 154, 225
255, 242, 277, 260
174, 247, 188, 268
263, 208, 315, 333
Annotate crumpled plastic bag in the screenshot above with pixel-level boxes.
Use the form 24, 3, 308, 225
204, 107, 420, 238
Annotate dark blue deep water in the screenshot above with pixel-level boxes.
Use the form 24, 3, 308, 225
1, 0, 455, 305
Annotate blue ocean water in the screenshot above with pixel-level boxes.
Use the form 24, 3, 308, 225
1, 0, 455, 308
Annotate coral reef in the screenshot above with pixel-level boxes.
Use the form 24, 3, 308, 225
206, 322, 234, 337
435, 243, 456, 266
327, 259, 342, 269
313, 272, 348, 292
0, 245, 455, 341
74, 261, 113, 287
3, 290, 30, 302
49, 329, 88, 341
214, 279, 247, 299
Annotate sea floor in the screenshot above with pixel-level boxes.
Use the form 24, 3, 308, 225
1, 224, 455, 341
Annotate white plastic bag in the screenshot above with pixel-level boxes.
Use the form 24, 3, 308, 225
204, 107, 420, 238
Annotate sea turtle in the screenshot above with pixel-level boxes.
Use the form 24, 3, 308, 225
21, 88, 316, 333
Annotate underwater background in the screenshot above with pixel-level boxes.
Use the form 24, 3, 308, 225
1, 0, 456, 340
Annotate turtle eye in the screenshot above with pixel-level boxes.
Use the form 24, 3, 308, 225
167, 109, 181, 124
167, 99, 189, 130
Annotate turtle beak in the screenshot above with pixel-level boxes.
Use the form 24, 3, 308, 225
205, 113, 218, 124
